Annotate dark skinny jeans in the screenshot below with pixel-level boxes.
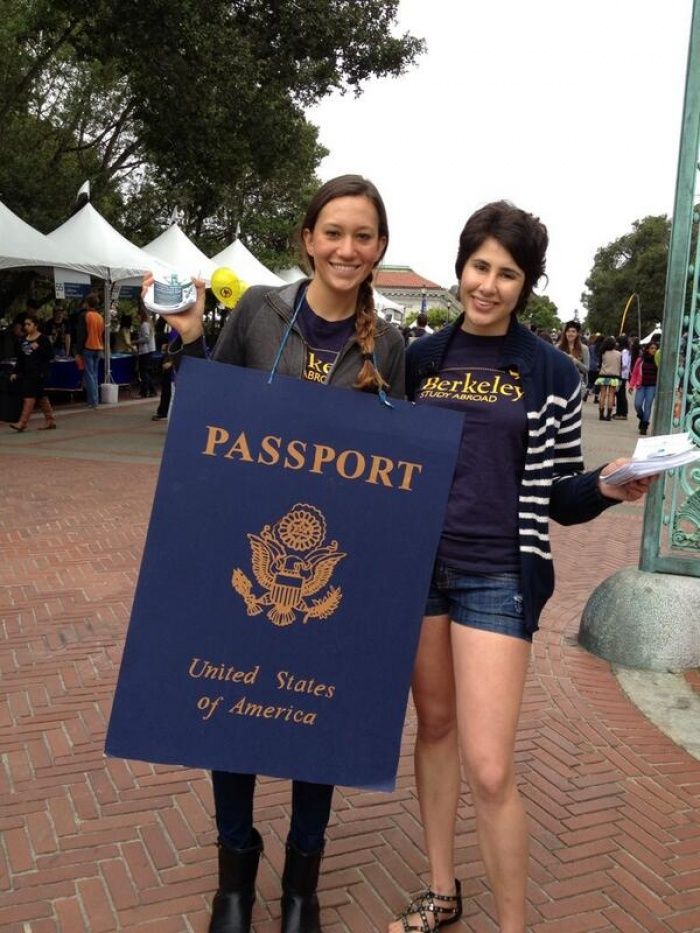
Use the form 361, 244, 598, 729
212, 770, 333, 853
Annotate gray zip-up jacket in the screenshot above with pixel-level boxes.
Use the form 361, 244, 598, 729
172, 279, 406, 399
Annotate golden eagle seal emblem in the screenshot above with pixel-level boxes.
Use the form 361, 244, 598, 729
232, 503, 346, 627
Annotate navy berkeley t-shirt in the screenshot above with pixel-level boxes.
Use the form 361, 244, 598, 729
416, 329, 528, 573
298, 297, 355, 384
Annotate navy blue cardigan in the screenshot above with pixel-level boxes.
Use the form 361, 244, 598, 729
406, 314, 616, 634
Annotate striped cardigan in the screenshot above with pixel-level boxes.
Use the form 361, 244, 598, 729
406, 314, 616, 634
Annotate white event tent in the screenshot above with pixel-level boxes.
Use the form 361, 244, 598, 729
640, 327, 663, 345
0, 199, 96, 274
371, 290, 404, 323
47, 202, 174, 283
47, 202, 176, 383
144, 224, 217, 285
277, 265, 307, 284
212, 239, 285, 288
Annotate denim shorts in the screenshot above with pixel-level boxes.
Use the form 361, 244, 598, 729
425, 560, 531, 642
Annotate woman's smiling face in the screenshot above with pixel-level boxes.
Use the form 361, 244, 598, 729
302, 195, 386, 300
460, 237, 525, 336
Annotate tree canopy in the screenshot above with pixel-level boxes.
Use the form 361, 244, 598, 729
581, 215, 670, 337
0, 0, 423, 267
520, 294, 561, 333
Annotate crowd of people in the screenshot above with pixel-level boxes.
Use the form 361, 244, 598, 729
552, 321, 660, 435
3, 276, 662, 441
1, 295, 174, 428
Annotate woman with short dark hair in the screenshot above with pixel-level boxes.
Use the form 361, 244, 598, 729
390, 201, 654, 933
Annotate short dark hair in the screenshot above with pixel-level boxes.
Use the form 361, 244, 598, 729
454, 200, 548, 314
23, 311, 39, 325
600, 336, 617, 353
416, 312, 428, 327
86, 292, 100, 310
299, 174, 389, 272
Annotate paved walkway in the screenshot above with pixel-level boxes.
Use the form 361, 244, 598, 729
1, 397, 699, 932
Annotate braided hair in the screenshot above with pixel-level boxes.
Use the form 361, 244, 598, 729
299, 174, 389, 393
354, 275, 388, 391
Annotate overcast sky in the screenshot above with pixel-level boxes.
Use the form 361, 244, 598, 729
306, 0, 695, 320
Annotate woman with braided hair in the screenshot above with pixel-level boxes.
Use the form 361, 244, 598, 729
150, 174, 404, 933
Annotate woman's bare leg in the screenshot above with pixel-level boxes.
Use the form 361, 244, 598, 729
451, 625, 531, 933
388, 614, 460, 932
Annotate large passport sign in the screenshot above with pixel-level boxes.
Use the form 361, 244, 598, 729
106, 358, 462, 790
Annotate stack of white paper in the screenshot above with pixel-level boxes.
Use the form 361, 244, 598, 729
602, 432, 700, 485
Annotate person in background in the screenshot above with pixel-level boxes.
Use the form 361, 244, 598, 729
8, 312, 56, 431
0, 315, 14, 359
75, 293, 104, 408
155, 174, 404, 933
10, 312, 26, 356
595, 336, 622, 421
408, 312, 432, 345
151, 317, 174, 421
629, 336, 641, 372
134, 305, 157, 397
613, 334, 631, 420
392, 200, 654, 933
629, 339, 659, 435
587, 333, 602, 402
114, 313, 135, 353
555, 320, 589, 396
67, 300, 87, 357
41, 304, 70, 356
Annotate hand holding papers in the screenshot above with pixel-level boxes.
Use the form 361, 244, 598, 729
601, 432, 700, 486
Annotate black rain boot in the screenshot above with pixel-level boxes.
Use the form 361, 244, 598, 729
639, 421, 648, 435
209, 829, 263, 933
280, 842, 323, 933
599, 408, 605, 420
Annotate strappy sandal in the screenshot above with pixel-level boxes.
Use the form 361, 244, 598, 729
396, 878, 462, 931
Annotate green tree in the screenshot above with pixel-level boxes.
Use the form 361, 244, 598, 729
404, 307, 452, 330
581, 215, 670, 337
0, 0, 424, 269
520, 294, 561, 333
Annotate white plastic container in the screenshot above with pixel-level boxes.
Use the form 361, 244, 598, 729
100, 383, 119, 405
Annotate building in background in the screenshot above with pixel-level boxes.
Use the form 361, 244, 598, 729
374, 266, 462, 322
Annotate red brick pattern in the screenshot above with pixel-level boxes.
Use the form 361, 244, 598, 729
2, 434, 700, 930
684, 670, 700, 698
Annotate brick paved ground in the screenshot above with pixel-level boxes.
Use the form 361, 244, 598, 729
1, 400, 699, 932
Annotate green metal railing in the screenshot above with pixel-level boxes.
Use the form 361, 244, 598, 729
639, 0, 700, 576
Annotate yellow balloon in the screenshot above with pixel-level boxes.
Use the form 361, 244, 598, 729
211, 267, 247, 308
